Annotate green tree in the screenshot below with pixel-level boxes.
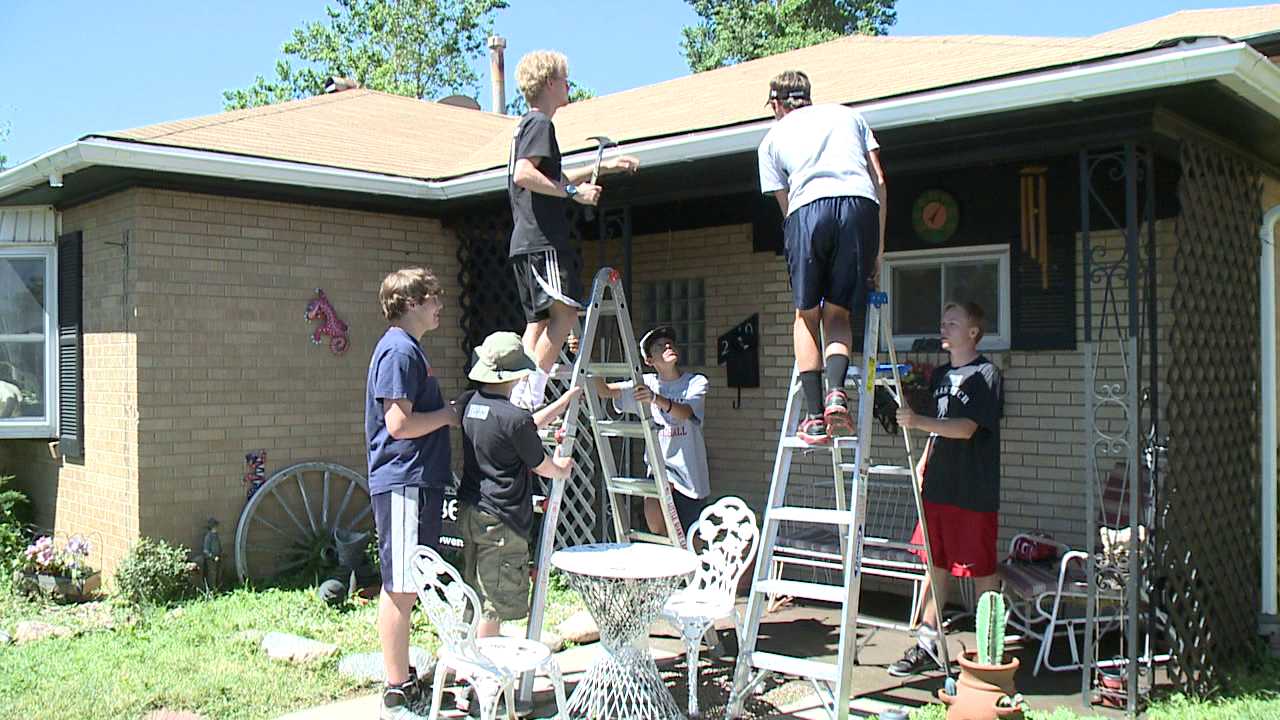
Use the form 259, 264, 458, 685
0, 118, 10, 170
681, 0, 897, 72
223, 0, 507, 110
505, 81, 596, 116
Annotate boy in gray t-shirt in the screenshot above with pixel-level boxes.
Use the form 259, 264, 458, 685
592, 326, 710, 535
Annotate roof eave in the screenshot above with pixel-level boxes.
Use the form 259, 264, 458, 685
3, 40, 1279, 206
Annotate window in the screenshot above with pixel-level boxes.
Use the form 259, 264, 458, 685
882, 244, 1011, 351
638, 278, 707, 366
0, 243, 58, 438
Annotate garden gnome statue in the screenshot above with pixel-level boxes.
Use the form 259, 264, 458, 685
200, 518, 223, 590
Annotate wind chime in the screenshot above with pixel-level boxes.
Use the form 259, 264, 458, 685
1020, 165, 1050, 289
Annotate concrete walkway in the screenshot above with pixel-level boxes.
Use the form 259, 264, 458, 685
279, 592, 1127, 719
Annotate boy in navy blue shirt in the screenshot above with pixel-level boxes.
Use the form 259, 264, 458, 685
365, 267, 459, 720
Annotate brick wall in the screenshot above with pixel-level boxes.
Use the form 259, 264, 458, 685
1, 191, 140, 574
128, 189, 464, 565
618, 220, 1181, 551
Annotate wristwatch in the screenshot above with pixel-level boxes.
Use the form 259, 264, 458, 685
564, 183, 578, 198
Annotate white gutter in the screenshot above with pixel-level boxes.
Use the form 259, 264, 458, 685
3, 40, 1280, 203
1262, 204, 1280, 619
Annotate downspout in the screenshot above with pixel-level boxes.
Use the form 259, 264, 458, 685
1262, 204, 1279, 620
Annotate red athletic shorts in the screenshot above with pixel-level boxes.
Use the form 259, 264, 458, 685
910, 500, 999, 578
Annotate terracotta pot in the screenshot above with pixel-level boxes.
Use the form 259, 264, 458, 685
936, 651, 1023, 720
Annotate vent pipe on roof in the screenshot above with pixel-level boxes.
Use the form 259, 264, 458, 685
323, 76, 360, 94
488, 35, 507, 113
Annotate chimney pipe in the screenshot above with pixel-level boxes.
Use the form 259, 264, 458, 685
488, 35, 507, 113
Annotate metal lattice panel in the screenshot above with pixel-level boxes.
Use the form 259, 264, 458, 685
1080, 145, 1161, 715
1163, 141, 1262, 694
453, 211, 600, 550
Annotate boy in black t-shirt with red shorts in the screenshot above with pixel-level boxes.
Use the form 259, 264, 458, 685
889, 301, 1003, 676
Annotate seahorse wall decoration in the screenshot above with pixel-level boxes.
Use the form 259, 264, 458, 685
304, 288, 350, 354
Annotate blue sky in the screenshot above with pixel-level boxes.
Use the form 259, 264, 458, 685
0, 0, 1270, 166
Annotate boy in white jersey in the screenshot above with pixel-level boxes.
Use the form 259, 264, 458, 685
758, 70, 887, 444
592, 326, 710, 536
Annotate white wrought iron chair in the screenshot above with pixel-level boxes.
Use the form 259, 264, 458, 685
409, 545, 567, 720
659, 496, 759, 718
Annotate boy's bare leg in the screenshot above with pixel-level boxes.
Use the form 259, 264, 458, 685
820, 303, 852, 362
919, 567, 951, 631
533, 301, 576, 373
794, 307, 823, 372
378, 589, 418, 685
522, 320, 547, 358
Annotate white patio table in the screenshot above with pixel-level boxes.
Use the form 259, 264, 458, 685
551, 541, 698, 720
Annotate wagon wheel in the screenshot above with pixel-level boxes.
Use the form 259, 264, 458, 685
235, 462, 374, 582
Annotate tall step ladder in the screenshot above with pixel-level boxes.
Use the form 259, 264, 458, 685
520, 266, 686, 704
727, 292, 951, 720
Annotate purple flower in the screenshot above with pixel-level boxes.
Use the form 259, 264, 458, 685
66, 535, 91, 557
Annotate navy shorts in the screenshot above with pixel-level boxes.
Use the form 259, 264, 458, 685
510, 247, 584, 323
782, 196, 879, 311
373, 485, 445, 593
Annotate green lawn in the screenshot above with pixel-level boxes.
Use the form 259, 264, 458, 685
0, 576, 584, 720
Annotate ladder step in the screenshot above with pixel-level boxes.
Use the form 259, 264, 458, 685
627, 530, 675, 545
587, 362, 635, 378
607, 477, 661, 498
755, 578, 846, 604
595, 420, 647, 438
767, 506, 853, 525
837, 463, 913, 475
748, 651, 839, 684
780, 436, 860, 450
580, 299, 619, 316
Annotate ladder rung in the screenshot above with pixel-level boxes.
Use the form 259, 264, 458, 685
747, 651, 839, 683
595, 420, 646, 438
586, 362, 635, 378
767, 506, 853, 525
780, 436, 859, 450
754, 578, 846, 604
836, 463, 913, 475
581, 299, 619, 316
627, 530, 674, 545
607, 477, 660, 498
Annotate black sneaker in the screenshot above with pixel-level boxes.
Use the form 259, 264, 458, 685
887, 644, 940, 677
797, 414, 830, 445
404, 664, 434, 715
381, 684, 430, 720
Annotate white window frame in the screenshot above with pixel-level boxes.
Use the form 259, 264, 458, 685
0, 243, 59, 439
881, 243, 1011, 352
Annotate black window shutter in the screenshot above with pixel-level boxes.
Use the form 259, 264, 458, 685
57, 232, 84, 459
1011, 233, 1076, 351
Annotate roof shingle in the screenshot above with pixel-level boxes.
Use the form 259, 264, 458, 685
93, 5, 1280, 181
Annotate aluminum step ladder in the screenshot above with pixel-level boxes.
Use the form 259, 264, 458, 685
727, 292, 951, 720
520, 266, 686, 704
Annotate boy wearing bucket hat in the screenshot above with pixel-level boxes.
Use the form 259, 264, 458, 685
591, 326, 710, 536
455, 332, 578, 641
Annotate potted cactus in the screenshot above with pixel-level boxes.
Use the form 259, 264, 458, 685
937, 591, 1025, 720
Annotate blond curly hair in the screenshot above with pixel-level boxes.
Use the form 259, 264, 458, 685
516, 50, 568, 104
379, 267, 443, 322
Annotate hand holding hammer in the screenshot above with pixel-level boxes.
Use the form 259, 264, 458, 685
582, 135, 639, 220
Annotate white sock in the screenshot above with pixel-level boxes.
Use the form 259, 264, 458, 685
529, 368, 550, 408
510, 375, 532, 410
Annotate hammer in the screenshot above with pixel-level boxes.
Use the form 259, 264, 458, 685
585, 135, 616, 221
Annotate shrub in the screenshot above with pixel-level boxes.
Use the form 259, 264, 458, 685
114, 537, 196, 606
0, 473, 31, 576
